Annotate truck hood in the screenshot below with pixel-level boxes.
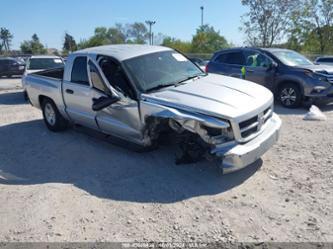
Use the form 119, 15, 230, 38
297, 64, 333, 74
142, 74, 273, 121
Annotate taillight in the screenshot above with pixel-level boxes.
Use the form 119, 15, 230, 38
205, 64, 208, 73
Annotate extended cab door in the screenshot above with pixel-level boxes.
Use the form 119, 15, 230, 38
89, 58, 143, 143
243, 50, 275, 90
62, 56, 98, 129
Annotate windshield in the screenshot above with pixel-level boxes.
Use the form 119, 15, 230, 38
123, 51, 204, 92
271, 50, 313, 66
28, 58, 64, 70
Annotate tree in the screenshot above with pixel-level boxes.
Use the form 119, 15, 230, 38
77, 24, 127, 49
162, 37, 192, 53
0, 27, 13, 52
300, 0, 333, 53
191, 25, 229, 53
126, 22, 149, 44
241, 0, 300, 47
63, 33, 77, 54
302, 26, 333, 53
20, 34, 46, 54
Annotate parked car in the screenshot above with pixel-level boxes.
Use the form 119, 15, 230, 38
23, 55, 64, 75
315, 56, 333, 66
0, 57, 25, 77
22, 55, 65, 99
207, 48, 333, 108
189, 57, 208, 71
24, 45, 281, 173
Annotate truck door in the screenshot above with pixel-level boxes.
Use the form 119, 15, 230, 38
62, 56, 98, 129
88, 59, 143, 143
243, 50, 275, 90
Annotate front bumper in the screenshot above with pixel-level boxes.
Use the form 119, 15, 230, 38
305, 84, 333, 105
214, 113, 281, 174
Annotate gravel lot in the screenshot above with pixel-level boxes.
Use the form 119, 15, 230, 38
0, 78, 332, 242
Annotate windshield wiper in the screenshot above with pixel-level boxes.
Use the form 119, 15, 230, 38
145, 73, 207, 93
146, 83, 176, 93
175, 73, 207, 86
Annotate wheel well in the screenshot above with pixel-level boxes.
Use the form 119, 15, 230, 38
276, 81, 303, 95
38, 95, 52, 107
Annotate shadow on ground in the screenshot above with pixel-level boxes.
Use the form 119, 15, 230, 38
0, 119, 261, 203
0, 91, 26, 105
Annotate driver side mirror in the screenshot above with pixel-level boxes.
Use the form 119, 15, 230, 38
92, 95, 120, 111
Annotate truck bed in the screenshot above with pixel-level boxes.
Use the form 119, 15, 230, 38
25, 68, 65, 114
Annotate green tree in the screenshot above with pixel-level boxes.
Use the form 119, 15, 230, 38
241, 0, 300, 47
299, 0, 333, 53
126, 22, 149, 44
63, 33, 77, 54
162, 37, 192, 53
77, 24, 127, 49
20, 34, 46, 54
0, 27, 13, 52
191, 25, 229, 53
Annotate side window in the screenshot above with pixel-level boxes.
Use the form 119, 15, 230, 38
227, 52, 245, 65
71, 56, 89, 85
216, 52, 245, 65
215, 53, 228, 63
244, 51, 271, 68
319, 58, 333, 63
88, 61, 109, 93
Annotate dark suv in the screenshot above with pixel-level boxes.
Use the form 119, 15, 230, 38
0, 57, 25, 77
207, 48, 333, 108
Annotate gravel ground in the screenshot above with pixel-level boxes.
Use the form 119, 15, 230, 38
0, 79, 332, 242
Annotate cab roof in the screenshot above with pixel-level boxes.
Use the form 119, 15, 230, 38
76, 44, 173, 61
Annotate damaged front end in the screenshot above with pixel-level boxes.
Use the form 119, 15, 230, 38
143, 106, 234, 165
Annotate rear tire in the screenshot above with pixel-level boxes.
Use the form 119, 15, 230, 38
42, 98, 68, 132
278, 83, 302, 108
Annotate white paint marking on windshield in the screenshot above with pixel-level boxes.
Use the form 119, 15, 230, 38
172, 53, 187, 62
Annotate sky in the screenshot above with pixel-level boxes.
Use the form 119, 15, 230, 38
0, 0, 248, 50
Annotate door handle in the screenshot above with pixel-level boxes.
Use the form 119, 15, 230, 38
66, 89, 74, 94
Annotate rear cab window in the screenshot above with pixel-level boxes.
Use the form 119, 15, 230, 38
71, 56, 89, 86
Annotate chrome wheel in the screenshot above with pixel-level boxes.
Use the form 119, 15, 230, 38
44, 103, 56, 126
280, 87, 297, 106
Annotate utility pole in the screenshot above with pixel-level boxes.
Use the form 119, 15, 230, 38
145, 20, 156, 45
200, 6, 204, 27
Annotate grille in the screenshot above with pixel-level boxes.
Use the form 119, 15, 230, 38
239, 107, 272, 138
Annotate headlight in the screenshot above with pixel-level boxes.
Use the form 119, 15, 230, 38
201, 124, 234, 144
304, 70, 328, 82
312, 86, 327, 93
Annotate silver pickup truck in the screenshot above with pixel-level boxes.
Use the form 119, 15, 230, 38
25, 45, 281, 173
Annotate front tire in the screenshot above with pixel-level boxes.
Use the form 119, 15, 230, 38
278, 83, 302, 108
42, 99, 68, 132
